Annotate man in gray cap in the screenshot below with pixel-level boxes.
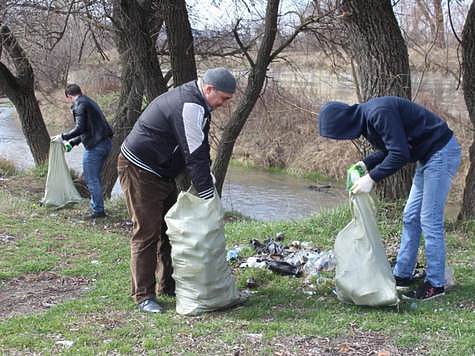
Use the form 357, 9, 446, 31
117, 67, 236, 313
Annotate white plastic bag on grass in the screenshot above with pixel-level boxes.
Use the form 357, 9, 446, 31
334, 193, 399, 306
165, 190, 241, 315
41, 140, 81, 208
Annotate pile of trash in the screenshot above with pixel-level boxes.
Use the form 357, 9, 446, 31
226, 232, 336, 279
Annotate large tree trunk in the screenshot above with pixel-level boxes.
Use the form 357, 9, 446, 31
102, 49, 144, 197
160, 0, 197, 86
458, 1, 475, 220
102, 0, 167, 196
0, 25, 50, 165
341, 0, 413, 200
213, 0, 280, 195
160, 0, 197, 191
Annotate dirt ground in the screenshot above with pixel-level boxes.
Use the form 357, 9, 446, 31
172, 327, 428, 355
0, 271, 89, 319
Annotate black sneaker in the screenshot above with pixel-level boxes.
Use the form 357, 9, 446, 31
403, 281, 445, 301
394, 276, 414, 291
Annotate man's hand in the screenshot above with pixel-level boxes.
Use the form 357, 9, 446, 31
64, 141, 73, 152
351, 174, 374, 194
51, 134, 63, 142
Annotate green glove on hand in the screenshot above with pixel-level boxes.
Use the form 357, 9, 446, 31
64, 142, 73, 152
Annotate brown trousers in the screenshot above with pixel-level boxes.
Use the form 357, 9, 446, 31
117, 153, 178, 303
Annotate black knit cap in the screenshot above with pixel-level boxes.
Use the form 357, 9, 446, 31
202, 67, 236, 94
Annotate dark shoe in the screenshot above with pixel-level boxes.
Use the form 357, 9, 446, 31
395, 276, 414, 291
403, 281, 445, 301
138, 298, 163, 313
160, 290, 175, 297
84, 211, 107, 220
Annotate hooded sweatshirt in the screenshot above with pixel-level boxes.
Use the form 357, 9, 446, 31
318, 96, 453, 182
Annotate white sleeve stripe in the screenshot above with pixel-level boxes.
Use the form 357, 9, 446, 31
198, 189, 214, 199
121, 144, 162, 177
199, 187, 214, 195
182, 102, 205, 154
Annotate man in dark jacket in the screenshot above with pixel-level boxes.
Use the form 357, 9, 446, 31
319, 96, 461, 301
117, 67, 236, 313
53, 83, 113, 219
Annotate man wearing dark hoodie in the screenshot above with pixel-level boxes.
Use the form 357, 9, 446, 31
318, 96, 461, 301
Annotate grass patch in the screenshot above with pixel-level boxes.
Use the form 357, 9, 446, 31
0, 172, 473, 355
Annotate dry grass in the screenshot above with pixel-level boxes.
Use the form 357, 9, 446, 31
212, 77, 470, 206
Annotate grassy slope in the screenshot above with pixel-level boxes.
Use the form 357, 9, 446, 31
0, 172, 474, 355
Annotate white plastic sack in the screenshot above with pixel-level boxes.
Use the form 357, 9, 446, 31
165, 190, 241, 315
334, 193, 399, 306
41, 140, 81, 208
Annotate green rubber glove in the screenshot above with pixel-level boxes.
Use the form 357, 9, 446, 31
346, 163, 365, 191
64, 142, 72, 152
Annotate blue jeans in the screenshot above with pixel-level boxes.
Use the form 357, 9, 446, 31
393, 136, 461, 287
83, 138, 112, 214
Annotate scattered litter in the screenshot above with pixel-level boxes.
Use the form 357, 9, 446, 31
303, 251, 336, 276
246, 277, 258, 288
238, 233, 335, 281
239, 257, 267, 269
275, 231, 285, 241
90, 260, 100, 265
250, 238, 284, 256
226, 248, 239, 261
55, 340, 74, 348
267, 260, 301, 276
266, 240, 284, 256
0, 233, 15, 243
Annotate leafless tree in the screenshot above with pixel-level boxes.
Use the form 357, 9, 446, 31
0, 24, 50, 164
212, 0, 321, 194
458, 0, 475, 220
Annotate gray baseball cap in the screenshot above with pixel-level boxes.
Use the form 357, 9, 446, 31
202, 67, 236, 94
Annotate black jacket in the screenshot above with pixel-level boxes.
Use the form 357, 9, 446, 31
121, 80, 214, 199
319, 96, 453, 182
62, 95, 113, 150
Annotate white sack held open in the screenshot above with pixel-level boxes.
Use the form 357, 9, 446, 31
334, 193, 399, 306
165, 190, 241, 316
41, 140, 82, 208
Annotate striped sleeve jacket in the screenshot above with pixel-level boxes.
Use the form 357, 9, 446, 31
121, 80, 214, 199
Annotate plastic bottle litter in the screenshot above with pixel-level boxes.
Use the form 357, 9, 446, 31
226, 249, 239, 261
303, 251, 336, 276
284, 250, 318, 267
226, 246, 243, 261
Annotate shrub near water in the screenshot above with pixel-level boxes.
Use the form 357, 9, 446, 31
0, 158, 17, 177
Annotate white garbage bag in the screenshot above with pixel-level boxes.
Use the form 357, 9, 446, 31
165, 190, 241, 315
41, 140, 81, 208
334, 193, 399, 306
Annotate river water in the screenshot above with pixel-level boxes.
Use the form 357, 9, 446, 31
1, 67, 465, 220
0, 101, 346, 221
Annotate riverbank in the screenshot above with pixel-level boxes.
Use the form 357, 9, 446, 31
0, 168, 474, 354
36, 67, 470, 208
